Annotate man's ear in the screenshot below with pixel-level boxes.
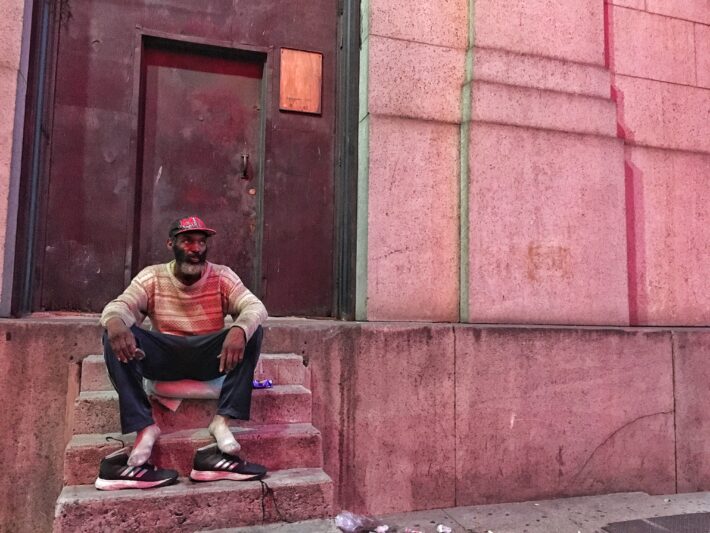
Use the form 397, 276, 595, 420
166, 238, 174, 250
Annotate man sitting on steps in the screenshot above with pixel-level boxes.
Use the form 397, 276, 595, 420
96, 215, 268, 490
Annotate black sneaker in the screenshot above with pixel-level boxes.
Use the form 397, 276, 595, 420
190, 443, 267, 482
95, 448, 178, 490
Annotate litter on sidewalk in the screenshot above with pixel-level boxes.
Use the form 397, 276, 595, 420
334, 511, 452, 533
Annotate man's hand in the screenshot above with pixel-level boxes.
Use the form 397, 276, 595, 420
106, 317, 138, 363
219, 327, 246, 373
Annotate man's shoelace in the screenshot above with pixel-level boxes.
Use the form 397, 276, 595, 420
105, 436, 126, 447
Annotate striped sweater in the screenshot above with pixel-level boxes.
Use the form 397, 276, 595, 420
100, 261, 267, 339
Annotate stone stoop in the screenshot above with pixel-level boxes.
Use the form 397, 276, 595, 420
73, 385, 313, 433
80, 353, 311, 391
54, 469, 333, 533
53, 352, 334, 532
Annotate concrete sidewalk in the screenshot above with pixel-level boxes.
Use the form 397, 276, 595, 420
212, 491, 710, 533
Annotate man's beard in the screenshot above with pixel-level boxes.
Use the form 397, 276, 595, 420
173, 245, 207, 278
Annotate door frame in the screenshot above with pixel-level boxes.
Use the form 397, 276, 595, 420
11, 0, 360, 318
126, 29, 271, 295
11, 0, 62, 316
334, 0, 361, 320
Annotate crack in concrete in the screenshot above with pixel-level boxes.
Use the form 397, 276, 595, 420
572, 410, 674, 481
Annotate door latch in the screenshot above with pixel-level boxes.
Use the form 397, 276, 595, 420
240, 153, 249, 180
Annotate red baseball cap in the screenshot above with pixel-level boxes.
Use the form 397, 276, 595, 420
168, 216, 217, 238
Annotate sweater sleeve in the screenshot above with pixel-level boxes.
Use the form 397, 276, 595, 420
99, 269, 151, 329
222, 268, 268, 341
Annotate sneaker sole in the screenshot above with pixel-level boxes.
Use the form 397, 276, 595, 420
189, 469, 265, 482
94, 477, 177, 491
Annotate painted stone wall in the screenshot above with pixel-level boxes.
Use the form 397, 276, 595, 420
265, 322, 710, 514
358, 0, 709, 326
607, 0, 710, 325
2, 0, 707, 324
0, 0, 30, 316
356, 0, 466, 322
6, 318, 710, 531
465, 0, 628, 325
0, 319, 102, 533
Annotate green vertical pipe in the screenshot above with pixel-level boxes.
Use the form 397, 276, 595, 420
355, 0, 370, 320
459, 0, 475, 323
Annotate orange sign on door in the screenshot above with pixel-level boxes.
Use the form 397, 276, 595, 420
279, 48, 323, 114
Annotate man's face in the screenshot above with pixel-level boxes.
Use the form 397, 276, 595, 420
170, 231, 209, 277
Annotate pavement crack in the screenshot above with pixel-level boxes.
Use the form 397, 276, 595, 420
443, 508, 470, 532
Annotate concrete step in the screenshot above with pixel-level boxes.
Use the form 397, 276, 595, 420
53, 468, 334, 532
73, 385, 312, 434
64, 423, 324, 485
80, 353, 309, 392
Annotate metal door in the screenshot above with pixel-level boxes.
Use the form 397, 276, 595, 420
24, 0, 337, 316
136, 44, 264, 289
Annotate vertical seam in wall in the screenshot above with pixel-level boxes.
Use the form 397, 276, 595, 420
355, 0, 370, 320
452, 324, 458, 505
693, 24, 699, 87
459, 0, 475, 323
671, 331, 678, 493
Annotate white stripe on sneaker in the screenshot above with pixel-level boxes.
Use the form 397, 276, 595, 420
136, 468, 148, 478
215, 459, 227, 468
120, 466, 134, 476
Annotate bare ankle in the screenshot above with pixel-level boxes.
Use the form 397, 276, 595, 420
128, 424, 161, 466
210, 415, 228, 427
208, 416, 240, 454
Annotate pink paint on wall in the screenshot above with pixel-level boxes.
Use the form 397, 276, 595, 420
342, 324, 457, 514
474, 0, 606, 65
467, 122, 629, 325
473, 47, 611, 98
645, 0, 710, 25
455, 327, 675, 505
696, 23, 710, 89
623, 148, 646, 325
613, 75, 710, 153
611, 6, 696, 85
0, 0, 24, 72
367, 35, 465, 123
471, 80, 617, 137
368, 0, 469, 49
608, 1, 710, 326
367, 115, 459, 322
608, 0, 645, 9
674, 332, 710, 491
626, 146, 710, 325
0, 68, 19, 186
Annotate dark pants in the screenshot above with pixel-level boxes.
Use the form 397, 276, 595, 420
103, 325, 263, 434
